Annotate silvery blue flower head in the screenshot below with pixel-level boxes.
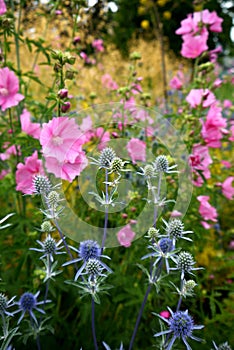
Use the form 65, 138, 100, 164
212, 341, 232, 350
13, 291, 51, 324
153, 155, 178, 174
154, 308, 204, 350
30, 234, 65, 262
162, 218, 193, 244
63, 240, 111, 281
141, 238, 177, 273
171, 251, 203, 280
0, 293, 16, 317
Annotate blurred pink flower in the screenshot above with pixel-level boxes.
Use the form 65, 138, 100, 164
127, 138, 146, 164
221, 160, 231, 168
171, 210, 182, 217
160, 310, 171, 319
16, 151, 44, 194
197, 195, 218, 222
101, 74, 118, 90
44, 151, 88, 182
20, 109, 41, 139
229, 125, 234, 141
169, 76, 183, 90
0, 144, 20, 161
0, 67, 24, 111
181, 30, 208, 59
92, 39, 104, 52
189, 144, 212, 186
40, 117, 82, 161
176, 14, 197, 35
200, 104, 227, 147
117, 224, 135, 248
221, 177, 234, 200
0, 0, 7, 15
223, 99, 232, 109
186, 88, 216, 108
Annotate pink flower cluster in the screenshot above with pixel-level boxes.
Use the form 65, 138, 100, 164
197, 195, 218, 229
189, 144, 212, 187
101, 74, 118, 90
40, 117, 88, 182
92, 39, 104, 53
0, 67, 24, 111
176, 10, 223, 58
0, 0, 6, 15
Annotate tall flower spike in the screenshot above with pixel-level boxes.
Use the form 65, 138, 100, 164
154, 308, 204, 350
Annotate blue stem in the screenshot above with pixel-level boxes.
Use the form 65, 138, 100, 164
101, 169, 109, 252
91, 298, 98, 350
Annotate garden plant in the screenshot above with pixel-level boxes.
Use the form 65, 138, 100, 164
0, 0, 233, 349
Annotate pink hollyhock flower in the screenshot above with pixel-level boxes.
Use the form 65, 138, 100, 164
101, 74, 118, 90
0, 67, 24, 111
175, 14, 197, 35
189, 144, 212, 185
221, 160, 231, 168
16, 151, 44, 194
0, 144, 20, 161
181, 30, 208, 59
160, 310, 171, 319
201, 221, 211, 229
117, 224, 135, 248
169, 76, 183, 90
223, 99, 232, 109
200, 104, 227, 147
0, 0, 7, 15
89, 127, 110, 150
44, 151, 88, 182
127, 138, 146, 164
20, 109, 41, 139
186, 88, 216, 108
40, 117, 82, 161
229, 125, 234, 141
221, 177, 234, 200
197, 195, 218, 222
92, 39, 104, 52
193, 10, 223, 32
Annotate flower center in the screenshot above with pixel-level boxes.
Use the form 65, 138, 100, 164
0, 88, 9, 97
52, 135, 63, 146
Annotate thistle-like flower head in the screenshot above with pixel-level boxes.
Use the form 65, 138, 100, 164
212, 341, 232, 350
79, 240, 101, 261
172, 251, 203, 279
163, 218, 193, 243
98, 147, 116, 168
153, 155, 178, 174
154, 308, 204, 350
30, 233, 64, 262
33, 175, 52, 195
0, 293, 15, 316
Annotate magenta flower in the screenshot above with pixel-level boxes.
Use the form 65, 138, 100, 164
127, 138, 146, 164
0, 67, 24, 111
44, 151, 88, 182
16, 151, 45, 194
221, 177, 234, 200
0, 0, 7, 15
101, 74, 118, 90
186, 88, 216, 108
189, 144, 212, 186
181, 31, 208, 59
20, 109, 41, 139
201, 104, 227, 148
117, 224, 135, 248
169, 76, 183, 90
160, 310, 171, 319
197, 195, 218, 222
194, 10, 223, 32
229, 125, 234, 141
92, 39, 104, 52
175, 14, 196, 35
40, 117, 82, 161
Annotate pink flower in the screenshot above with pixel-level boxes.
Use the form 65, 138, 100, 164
0, 67, 24, 111
229, 125, 234, 141
181, 30, 208, 59
175, 14, 197, 35
197, 195, 218, 222
90, 127, 110, 150
221, 160, 231, 168
16, 151, 44, 194
169, 76, 183, 90
221, 177, 234, 200
44, 151, 88, 182
186, 88, 216, 108
92, 39, 104, 52
40, 117, 82, 161
101, 74, 118, 90
117, 224, 135, 248
223, 99, 232, 109
20, 109, 41, 139
0, 144, 20, 161
160, 310, 171, 319
127, 138, 146, 164
0, 0, 7, 15
189, 144, 212, 186
171, 210, 182, 217
200, 104, 227, 147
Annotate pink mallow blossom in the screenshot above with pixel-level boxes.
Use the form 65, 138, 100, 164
169, 75, 183, 90
40, 117, 83, 161
200, 104, 227, 148
16, 151, 44, 194
0, 0, 7, 15
181, 30, 208, 59
101, 74, 118, 90
186, 88, 216, 108
127, 138, 146, 164
20, 109, 41, 139
92, 39, 104, 52
221, 177, 234, 200
197, 195, 218, 222
117, 224, 135, 248
0, 67, 24, 111
189, 144, 212, 186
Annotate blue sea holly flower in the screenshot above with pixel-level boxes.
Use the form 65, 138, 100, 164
13, 291, 51, 324
162, 219, 193, 244
171, 251, 203, 280
212, 341, 232, 350
30, 234, 65, 262
154, 308, 204, 350
63, 240, 111, 281
153, 155, 178, 174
